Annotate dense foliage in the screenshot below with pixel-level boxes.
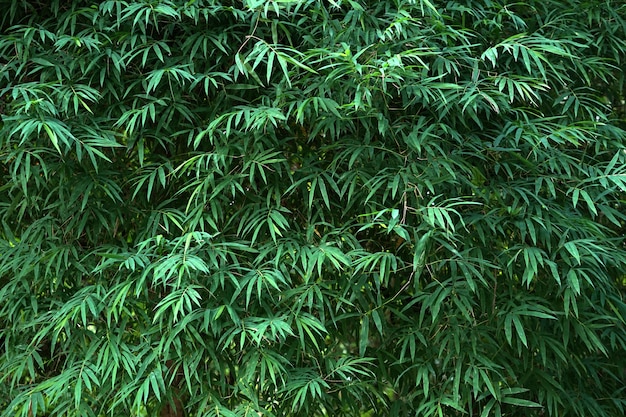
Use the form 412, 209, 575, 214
1, 0, 626, 416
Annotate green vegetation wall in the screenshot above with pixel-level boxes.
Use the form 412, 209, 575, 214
1, 1, 626, 416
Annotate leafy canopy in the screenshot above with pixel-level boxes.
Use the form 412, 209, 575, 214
1, 0, 626, 416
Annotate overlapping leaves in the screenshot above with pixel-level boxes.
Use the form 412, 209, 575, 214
1, 1, 625, 416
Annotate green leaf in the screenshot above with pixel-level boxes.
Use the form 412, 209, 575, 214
359, 315, 369, 357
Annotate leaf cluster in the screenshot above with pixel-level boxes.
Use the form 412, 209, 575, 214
1, 1, 626, 416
